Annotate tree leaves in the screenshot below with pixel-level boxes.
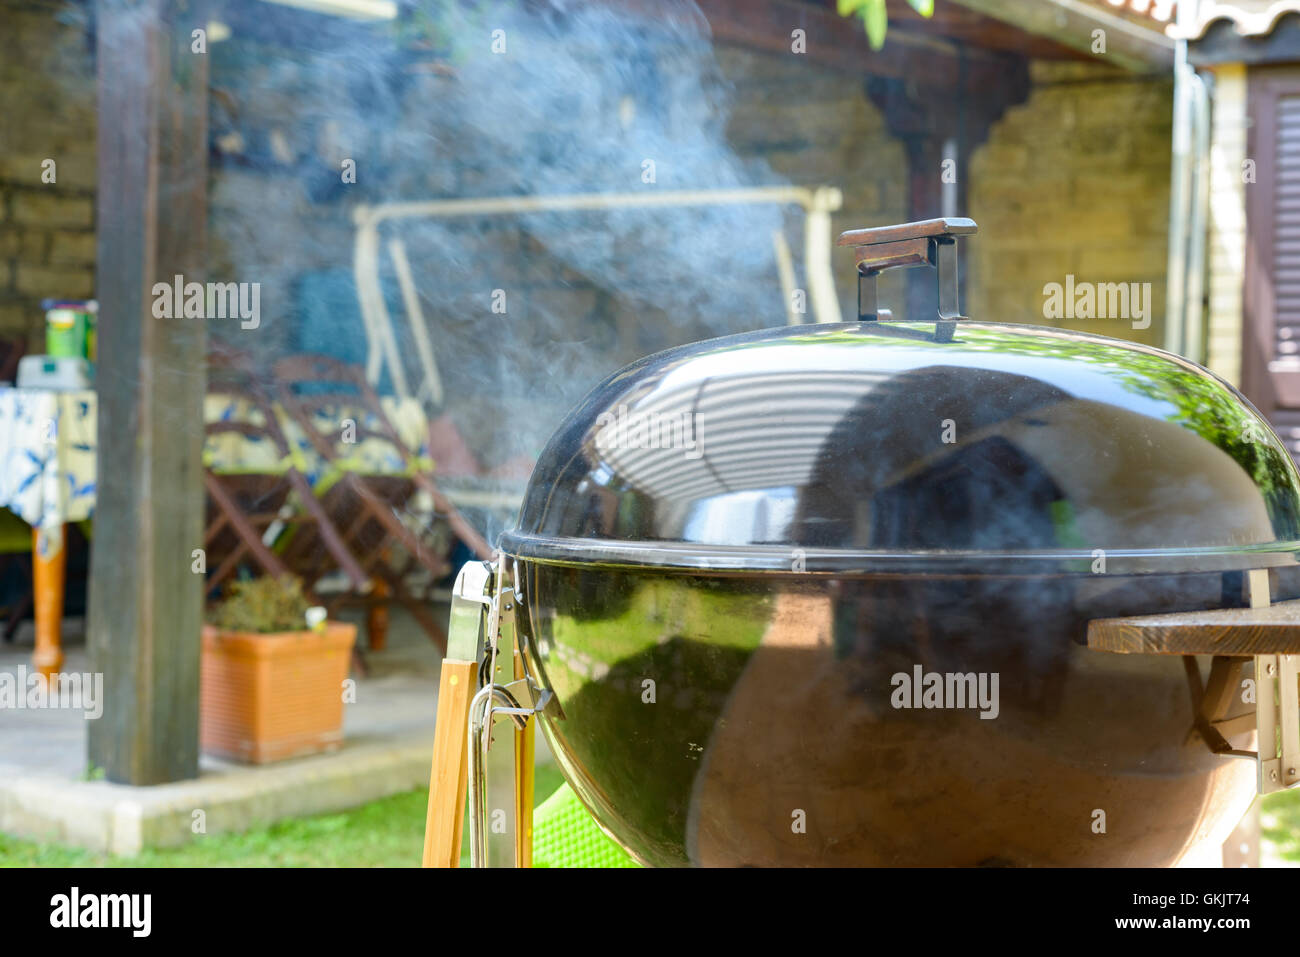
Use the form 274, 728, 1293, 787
838, 0, 936, 52
863, 0, 888, 49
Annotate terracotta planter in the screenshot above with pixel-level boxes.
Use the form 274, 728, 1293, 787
200, 622, 356, 764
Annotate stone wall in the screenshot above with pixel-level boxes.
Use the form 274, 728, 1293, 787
0, 2, 1178, 382
968, 60, 1173, 348
199, 37, 906, 342
0, 0, 96, 350
717, 45, 908, 321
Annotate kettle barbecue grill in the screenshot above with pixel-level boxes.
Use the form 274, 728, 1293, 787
422, 217, 1300, 867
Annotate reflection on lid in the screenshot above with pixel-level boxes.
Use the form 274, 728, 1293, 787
518, 322, 1300, 558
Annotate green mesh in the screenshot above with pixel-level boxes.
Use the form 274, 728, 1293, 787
532, 783, 640, 868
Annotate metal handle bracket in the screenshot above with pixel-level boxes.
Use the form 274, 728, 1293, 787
446, 557, 558, 867
836, 217, 976, 329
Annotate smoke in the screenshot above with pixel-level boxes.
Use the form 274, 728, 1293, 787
207, 0, 801, 475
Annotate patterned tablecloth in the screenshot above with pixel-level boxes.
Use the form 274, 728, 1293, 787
0, 387, 433, 534
0, 389, 97, 532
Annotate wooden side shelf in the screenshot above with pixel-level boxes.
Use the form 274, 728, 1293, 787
1087, 599, 1300, 656
1088, 577, 1300, 795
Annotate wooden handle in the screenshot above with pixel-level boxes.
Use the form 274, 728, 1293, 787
422, 658, 477, 867
836, 217, 977, 249
514, 647, 534, 869
837, 218, 975, 324
1088, 598, 1300, 656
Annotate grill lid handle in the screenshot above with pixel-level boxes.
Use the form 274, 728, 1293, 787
836, 217, 977, 330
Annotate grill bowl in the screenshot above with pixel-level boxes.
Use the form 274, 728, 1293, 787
500, 317, 1300, 866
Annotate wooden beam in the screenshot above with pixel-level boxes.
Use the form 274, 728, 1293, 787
947, 0, 1175, 71
87, 0, 209, 785
886, 0, 1097, 60
607, 0, 1036, 91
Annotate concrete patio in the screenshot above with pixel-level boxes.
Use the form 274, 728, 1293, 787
0, 606, 468, 855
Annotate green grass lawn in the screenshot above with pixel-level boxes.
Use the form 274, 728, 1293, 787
1261, 789, 1300, 863
3, 766, 1298, 867
0, 764, 565, 868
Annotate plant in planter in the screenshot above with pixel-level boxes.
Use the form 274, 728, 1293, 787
201, 576, 356, 764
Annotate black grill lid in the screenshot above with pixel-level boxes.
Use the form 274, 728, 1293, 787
501, 221, 1300, 575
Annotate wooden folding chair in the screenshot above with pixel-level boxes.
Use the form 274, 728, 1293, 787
271, 354, 493, 654
203, 353, 368, 602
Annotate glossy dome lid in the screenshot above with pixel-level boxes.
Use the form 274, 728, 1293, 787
500, 321, 1300, 574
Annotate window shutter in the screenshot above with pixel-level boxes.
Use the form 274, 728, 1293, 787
1244, 73, 1300, 460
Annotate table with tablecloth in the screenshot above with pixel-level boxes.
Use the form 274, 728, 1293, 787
0, 386, 444, 679
0, 388, 95, 679
0, 389, 97, 535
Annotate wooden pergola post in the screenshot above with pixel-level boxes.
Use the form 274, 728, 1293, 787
87, 0, 209, 785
